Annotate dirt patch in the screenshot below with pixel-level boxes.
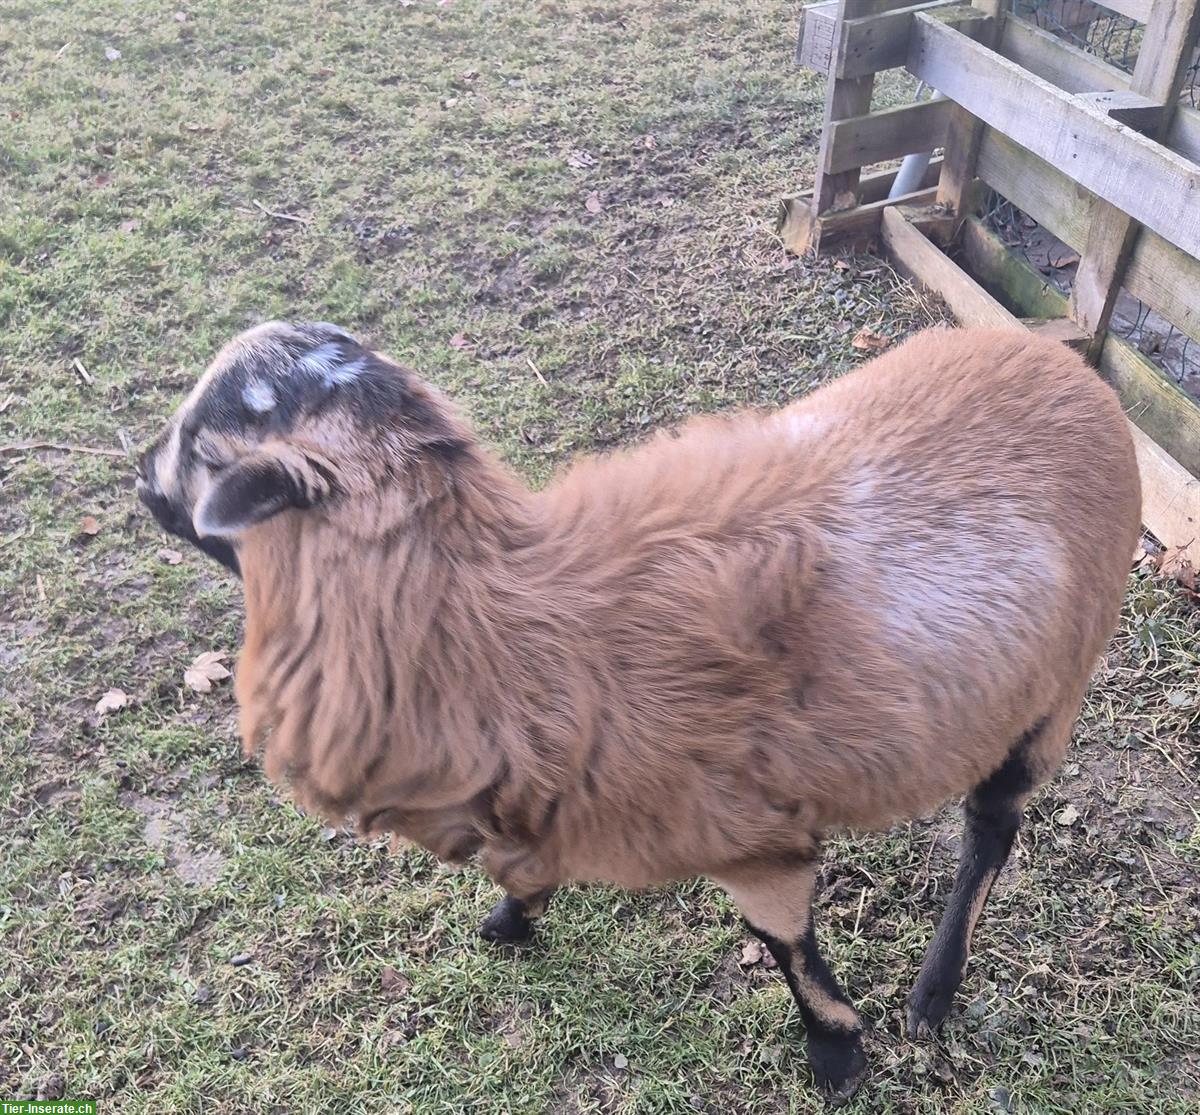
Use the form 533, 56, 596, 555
121, 791, 226, 888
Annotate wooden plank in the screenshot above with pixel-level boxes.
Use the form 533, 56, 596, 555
960, 216, 1200, 480
1095, 0, 1155, 21
837, 1, 985, 78
825, 97, 953, 173
882, 212, 1200, 561
908, 12, 1200, 259
798, 0, 924, 71
1129, 424, 1200, 565
976, 129, 1093, 244
778, 159, 944, 252
934, 0, 1001, 219
780, 185, 939, 253
815, 75, 876, 211
1069, 0, 1200, 354
798, 2, 838, 71
976, 130, 1200, 344
996, 15, 1200, 162
1077, 89, 1164, 130
811, 1, 900, 214
881, 206, 1024, 327
998, 14, 1126, 93
1027, 317, 1091, 350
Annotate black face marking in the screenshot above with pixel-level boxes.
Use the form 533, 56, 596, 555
197, 455, 318, 537
138, 482, 240, 576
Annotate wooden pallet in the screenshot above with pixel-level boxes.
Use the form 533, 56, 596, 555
789, 0, 1200, 564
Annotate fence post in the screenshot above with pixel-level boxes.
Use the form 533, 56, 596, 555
1069, 0, 1200, 359
934, 0, 1005, 219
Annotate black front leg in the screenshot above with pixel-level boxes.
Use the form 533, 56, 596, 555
479, 888, 555, 943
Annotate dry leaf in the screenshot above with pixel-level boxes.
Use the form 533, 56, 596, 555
175, 10, 187, 21
381, 966, 410, 996
104, 47, 122, 61
157, 547, 184, 565
1056, 803, 1080, 826
119, 218, 140, 233
584, 193, 603, 214
95, 688, 130, 716
739, 939, 764, 966
1159, 547, 1197, 590
566, 149, 595, 169
93, 172, 113, 188
613, 1053, 628, 1070
449, 332, 470, 350
80, 515, 101, 536
851, 327, 891, 353
442, 97, 458, 108
641, 134, 656, 149
185, 650, 231, 694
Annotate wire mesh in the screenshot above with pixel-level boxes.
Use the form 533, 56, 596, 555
1010, 0, 1198, 106
980, 3, 1200, 397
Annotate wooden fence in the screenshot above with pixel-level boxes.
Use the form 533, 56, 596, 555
788, 0, 1200, 564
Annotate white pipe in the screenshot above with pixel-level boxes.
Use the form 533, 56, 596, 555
887, 86, 944, 200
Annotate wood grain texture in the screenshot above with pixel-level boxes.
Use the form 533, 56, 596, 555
825, 97, 953, 173
909, 13, 1200, 259
881, 206, 1022, 328
997, 15, 1200, 162
960, 216, 1200, 481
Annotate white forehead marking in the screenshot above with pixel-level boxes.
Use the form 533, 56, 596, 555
298, 342, 344, 378
154, 421, 184, 495
297, 340, 366, 387
324, 356, 365, 386
242, 378, 277, 414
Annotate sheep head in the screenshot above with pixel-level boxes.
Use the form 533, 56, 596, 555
136, 321, 471, 573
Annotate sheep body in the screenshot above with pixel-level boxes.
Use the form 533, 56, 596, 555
138, 322, 1140, 1096
233, 327, 1136, 892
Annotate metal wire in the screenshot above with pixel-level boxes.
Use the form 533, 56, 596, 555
981, 4, 1200, 393
1010, 1, 1198, 104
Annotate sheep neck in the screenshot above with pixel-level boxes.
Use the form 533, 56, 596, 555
234, 453, 573, 852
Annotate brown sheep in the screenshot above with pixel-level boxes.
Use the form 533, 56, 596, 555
137, 321, 1140, 1097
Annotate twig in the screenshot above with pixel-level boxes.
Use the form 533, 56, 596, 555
852, 886, 867, 938
36, 574, 47, 603
0, 394, 15, 414
526, 357, 548, 386
72, 358, 94, 386
1, 440, 127, 459
252, 199, 310, 225
55, 41, 72, 58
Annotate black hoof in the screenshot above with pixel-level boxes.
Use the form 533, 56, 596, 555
478, 897, 535, 944
905, 977, 959, 1039
808, 1031, 868, 1102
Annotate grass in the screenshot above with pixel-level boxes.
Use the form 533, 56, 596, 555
2, 1, 1198, 1111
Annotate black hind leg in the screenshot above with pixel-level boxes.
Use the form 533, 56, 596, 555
906, 721, 1049, 1037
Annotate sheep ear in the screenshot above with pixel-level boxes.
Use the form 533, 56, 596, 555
193, 450, 328, 538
